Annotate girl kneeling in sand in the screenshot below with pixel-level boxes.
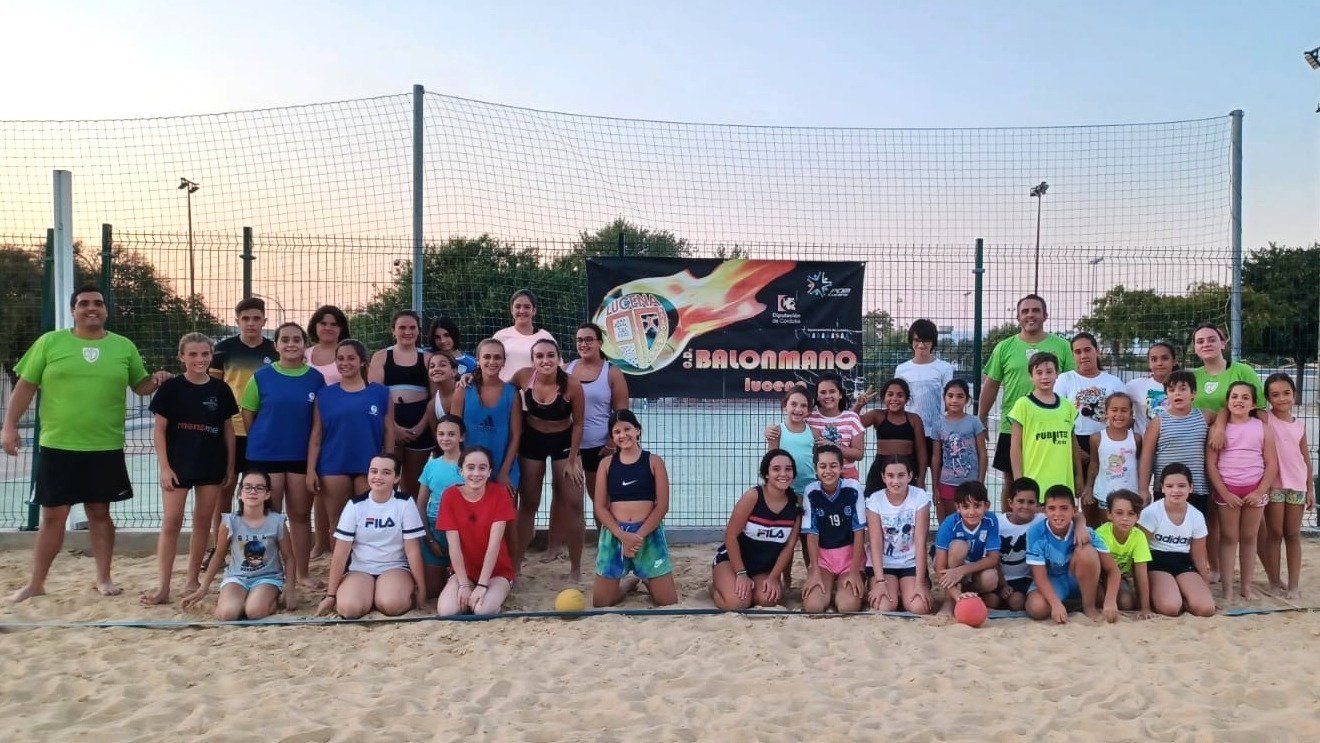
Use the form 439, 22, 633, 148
711, 449, 803, 610
317, 454, 426, 619
436, 446, 517, 616
592, 409, 678, 607
183, 471, 295, 619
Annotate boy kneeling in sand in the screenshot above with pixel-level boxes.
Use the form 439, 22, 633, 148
1025, 485, 1121, 623
933, 481, 1000, 617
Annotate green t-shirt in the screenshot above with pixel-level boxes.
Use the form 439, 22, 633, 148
240, 362, 313, 411
1007, 393, 1077, 499
1192, 362, 1264, 414
984, 333, 1076, 434
16, 330, 149, 451
1095, 522, 1151, 577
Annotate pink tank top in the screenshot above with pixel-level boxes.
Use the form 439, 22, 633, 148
1266, 414, 1307, 491
1218, 418, 1265, 489
304, 347, 341, 385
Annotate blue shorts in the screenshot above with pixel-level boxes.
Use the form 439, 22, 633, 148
596, 521, 672, 580
1028, 572, 1079, 602
220, 575, 284, 592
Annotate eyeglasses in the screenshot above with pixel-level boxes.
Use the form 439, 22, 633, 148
239, 484, 270, 493
575, 337, 598, 344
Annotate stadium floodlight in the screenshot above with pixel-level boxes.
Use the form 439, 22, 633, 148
178, 177, 200, 303
1030, 181, 1048, 294
1305, 47, 1319, 70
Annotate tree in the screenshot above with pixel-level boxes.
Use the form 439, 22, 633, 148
1076, 282, 1277, 370
1242, 242, 1319, 395
860, 309, 908, 382
0, 241, 223, 380
576, 218, 690, 259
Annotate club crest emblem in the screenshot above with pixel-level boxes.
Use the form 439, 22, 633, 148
82, 347, 100, 363
1204, 381, 1218, 394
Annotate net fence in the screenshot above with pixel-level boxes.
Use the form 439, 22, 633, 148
2, 91, 1311, 531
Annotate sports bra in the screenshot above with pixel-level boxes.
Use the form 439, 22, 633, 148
523, 379, 572, 422
606, 450, 655, 503
384, 349, 428, 393
875, 414, 916, 442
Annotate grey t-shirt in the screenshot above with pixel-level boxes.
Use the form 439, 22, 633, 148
932, 414, 986, 486
224, 512, 286, 581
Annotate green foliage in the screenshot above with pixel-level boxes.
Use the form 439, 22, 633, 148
1242, 242, 1319, 366
0, 240, 222, 379
1076, 281, 1276, 369
348, 221, 695, 353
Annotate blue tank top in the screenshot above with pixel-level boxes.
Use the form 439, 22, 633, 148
316, 382, 391, 476
464, 383, 521, 488
246, 365, 325, 461
607, 450, 655, 502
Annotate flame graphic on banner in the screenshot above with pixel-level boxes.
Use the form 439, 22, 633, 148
591, 259, 796, 374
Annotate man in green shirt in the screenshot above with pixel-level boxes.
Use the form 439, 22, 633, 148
978, 294, 1076, 510
2, 286, 172, 603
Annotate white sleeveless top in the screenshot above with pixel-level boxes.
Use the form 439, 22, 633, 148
1093, 429, 1138, 506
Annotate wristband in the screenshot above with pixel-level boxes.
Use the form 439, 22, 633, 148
459, 582, 473, 589
735, 570, 748, 577
476, 583, 488, 589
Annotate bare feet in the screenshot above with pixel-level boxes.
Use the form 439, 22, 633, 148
620, 576, 641, 595
6, 584, 45, 604
181, 581, 200, 595
1209, 571, 1221, 585
1081, 606, 1102, 623
1285, 588, 1300, 601
1240, 587, 1257, 601
139, 588, 171, 605
95, 580, 123, 597
540, 547, 567, 564
568, 568, 582, 583
299, 576, 325, 592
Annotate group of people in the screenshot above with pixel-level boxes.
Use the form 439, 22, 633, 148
1, 286, 1312, 624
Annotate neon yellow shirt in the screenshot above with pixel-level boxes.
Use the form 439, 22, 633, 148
1095, 522, 1151, 576
1008, 393, 1076, 500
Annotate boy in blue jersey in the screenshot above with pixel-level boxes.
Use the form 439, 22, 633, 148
934, 481, 1000, 617
1025, 485, 1121, 624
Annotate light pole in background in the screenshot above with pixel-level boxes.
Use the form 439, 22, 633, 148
1030, 181, 1048, 294
178, 177, 200, 300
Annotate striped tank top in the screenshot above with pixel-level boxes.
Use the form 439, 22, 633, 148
1153, 408, 1208, 495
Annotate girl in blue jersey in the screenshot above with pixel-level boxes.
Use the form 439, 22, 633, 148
416, 414, 465, 598
763, 386, 816, 495
711, 449, 803, 610
241, 322, 325, 590
800, 444, 868, 613
451, 339, 522, 493
309, 339, 394, 559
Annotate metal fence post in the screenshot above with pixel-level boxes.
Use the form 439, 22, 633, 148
24, 230, 58, 530
241, 227, 254, 300
411, 84, 425, 312
972, 238, 984, 413
1229, 110, 1243, 362
616, 230, 625, 257
100, 223, 114, 314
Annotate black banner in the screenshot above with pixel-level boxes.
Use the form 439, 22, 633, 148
586, 258, 864, 398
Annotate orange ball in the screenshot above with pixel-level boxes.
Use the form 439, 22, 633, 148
953, 595, 989, 628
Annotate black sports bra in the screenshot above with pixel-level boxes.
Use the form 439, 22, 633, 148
523, 383, 572, 422
875, 414, 916, 442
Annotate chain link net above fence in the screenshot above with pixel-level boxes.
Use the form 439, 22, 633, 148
4, 91, 1304, 532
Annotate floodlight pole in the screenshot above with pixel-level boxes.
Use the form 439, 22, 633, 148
1030, 182, 1047, 295
179, 177, 200, 302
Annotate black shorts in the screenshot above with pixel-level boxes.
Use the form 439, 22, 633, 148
992, 432, 1014, 474
169, 474, 226, 490
1075, 433, 1096, 460
580, 445, 606, 472
882, 566, 917, 579
35, 447, 133, 507
1006, 576, 1033, 595
712, 545, 776, 577
1149, 549, 1197, 576
520, 427, 572, 462
395, 399, 435, 452
246, 459, 307, 475
233, 435, 249, 475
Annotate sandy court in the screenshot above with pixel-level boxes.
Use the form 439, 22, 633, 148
2, 543, 1319, 741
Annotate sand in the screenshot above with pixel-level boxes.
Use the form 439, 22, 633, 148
2, 541, 1319, 741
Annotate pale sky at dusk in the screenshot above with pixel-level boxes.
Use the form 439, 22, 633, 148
1, 1, 1316, 252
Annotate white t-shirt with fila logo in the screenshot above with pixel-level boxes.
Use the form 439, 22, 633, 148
334, 492, 425, 575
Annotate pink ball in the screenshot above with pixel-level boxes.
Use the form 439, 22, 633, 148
954, 595, 989, 628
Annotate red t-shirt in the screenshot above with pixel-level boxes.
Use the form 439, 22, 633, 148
436, 482, 517, 582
